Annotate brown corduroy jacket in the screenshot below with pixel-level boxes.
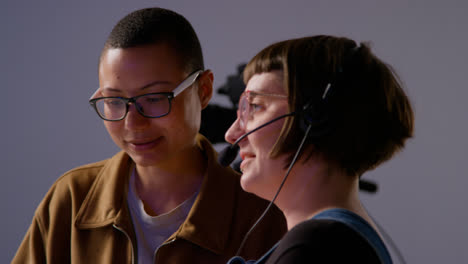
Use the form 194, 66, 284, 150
12, 135, 287, 264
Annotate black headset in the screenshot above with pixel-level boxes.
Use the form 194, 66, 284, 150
298, 45, 360, 138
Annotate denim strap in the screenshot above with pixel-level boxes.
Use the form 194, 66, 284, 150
227, 208, 392, 264
313, 208, 393, 264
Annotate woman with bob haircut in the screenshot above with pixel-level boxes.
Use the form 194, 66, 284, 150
224, 35, 414, 263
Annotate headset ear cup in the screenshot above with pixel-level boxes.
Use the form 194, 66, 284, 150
300, 100, 331, 139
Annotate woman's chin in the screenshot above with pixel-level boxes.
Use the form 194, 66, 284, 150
240, 172, 257, 193
240, 174, 271, 201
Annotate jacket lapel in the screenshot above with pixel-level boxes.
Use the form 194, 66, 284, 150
75, 151, 133, 229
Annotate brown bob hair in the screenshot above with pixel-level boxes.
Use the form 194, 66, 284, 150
243, 35, 414, 177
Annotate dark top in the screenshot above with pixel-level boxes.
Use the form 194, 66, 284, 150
227, 208, 391, 264
264, 219, 381, 263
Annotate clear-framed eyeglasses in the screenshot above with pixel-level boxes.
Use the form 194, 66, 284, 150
89, 70, 203, 121
237, 90, 288, 130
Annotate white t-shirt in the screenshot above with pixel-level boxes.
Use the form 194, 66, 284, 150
127, 168, 199, 264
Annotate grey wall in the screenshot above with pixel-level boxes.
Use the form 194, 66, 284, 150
2, 0, 467, 263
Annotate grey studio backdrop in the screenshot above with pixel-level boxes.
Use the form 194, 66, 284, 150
1, 0, 467, 263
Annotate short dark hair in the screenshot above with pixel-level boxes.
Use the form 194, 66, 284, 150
244, 35, 414, 176
101, 7, 204, 73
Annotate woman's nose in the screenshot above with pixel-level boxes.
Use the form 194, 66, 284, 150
225, 117, 244, 144
125, 103, 148, 129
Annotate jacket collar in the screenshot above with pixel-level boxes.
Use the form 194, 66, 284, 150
75, 151, 132, 229
74, 135, 241, 255
171, 135, 239, 254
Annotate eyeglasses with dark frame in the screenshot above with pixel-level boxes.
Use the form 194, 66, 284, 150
237, 90, 288, 130
89, 70, 203, 121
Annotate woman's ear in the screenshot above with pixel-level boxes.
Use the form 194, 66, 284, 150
197, 70, 214, 109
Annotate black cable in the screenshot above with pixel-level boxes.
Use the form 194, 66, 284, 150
233, 121, 407, 264
235, 123, 313, 256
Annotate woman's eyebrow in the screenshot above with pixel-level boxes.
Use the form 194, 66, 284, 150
101, 80, 173, 93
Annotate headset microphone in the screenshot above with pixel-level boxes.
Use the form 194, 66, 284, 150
218, 144, 240, 167
218, 112, 296, 167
